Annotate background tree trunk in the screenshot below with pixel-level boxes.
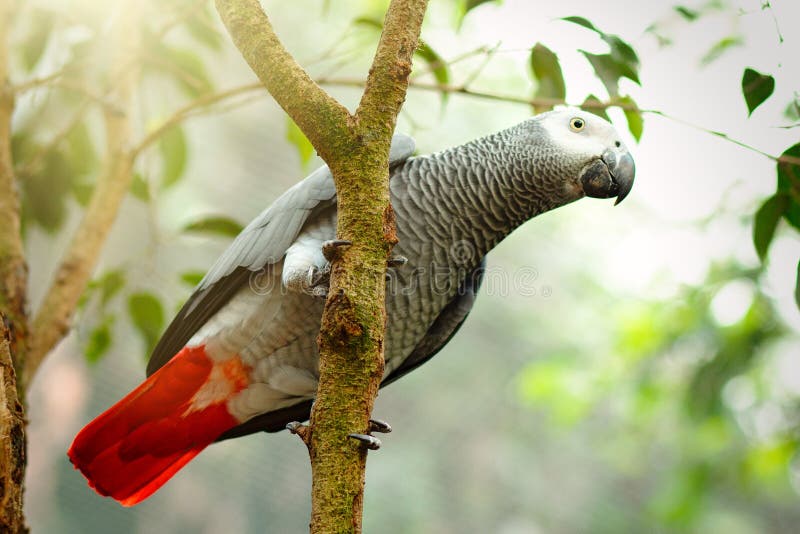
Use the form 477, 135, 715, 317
0, 0, 29, 530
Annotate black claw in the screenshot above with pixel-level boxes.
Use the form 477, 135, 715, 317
387, 256, 407, 267
348, 433, 381, 450
322, 239, 352, 262
368, 419, 392, 433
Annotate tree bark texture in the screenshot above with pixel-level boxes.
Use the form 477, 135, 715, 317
0, 0, 29, 530
216, 0, 428, 531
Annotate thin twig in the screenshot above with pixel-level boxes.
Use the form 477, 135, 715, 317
132, 81, 263, 156
647, 110, 800, 167
461, 42, 501, 88
12, 69, 67, 94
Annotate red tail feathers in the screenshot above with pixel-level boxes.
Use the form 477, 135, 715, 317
68, 345, 250, 506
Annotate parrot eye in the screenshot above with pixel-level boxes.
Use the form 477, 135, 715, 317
569, 117, 585, 132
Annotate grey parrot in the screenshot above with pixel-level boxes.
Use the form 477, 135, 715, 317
69, 108, 635, 505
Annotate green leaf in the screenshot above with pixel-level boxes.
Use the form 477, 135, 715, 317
286, 117, 315, 168
561, 16, 599, 33
618, 96, 643, 141
753, 194, 788, 261
777, 143, 800, 229
353, 17, 383, 31
96, 270, 126, 306
158, 126, 187, 188
415, 41, 450, 102
674, 6, 699, 21
529, 43, 565, 114
183, 215, 244, 237
180, 271, 206, 287
65, 122, 97, 176
146, 41, 214, 97
128, 293, 165, 357
85, 319, 113, 364
795, 260, 800, 311
20, 8, 54, 71
164, 46, 214, 97
581, 94, 610, 122
564, 17, 640, 89
130, 173, 150, 201
20, 149, 74, 232
603, 35, 639, 71
581, 51, 639, 96
465, 0, 494, 13
777, 143, 800, 191
742, 68, 775, 116
456, 0, 497, 27
71, 181, 94, 207
185, 7, 223, 51
701, 36, 743, 65
784, 98, 800, 121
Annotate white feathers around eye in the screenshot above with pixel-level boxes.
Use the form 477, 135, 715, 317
537, 107, 627, 157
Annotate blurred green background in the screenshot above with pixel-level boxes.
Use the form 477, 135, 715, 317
9, 0, 800, 532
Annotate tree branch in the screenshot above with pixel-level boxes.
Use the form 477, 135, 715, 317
217, 0, 428, 531
215, 0, 351, 161
25, 1, 142, 385
132, 82, 263, 157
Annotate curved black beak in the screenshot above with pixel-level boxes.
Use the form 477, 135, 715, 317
609, 150, 635, 205
580, 149, 636, 205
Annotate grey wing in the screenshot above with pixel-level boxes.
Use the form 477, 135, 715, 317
146, 134, 416, 376
382, 257, 486, 387
214, 257, 487, 440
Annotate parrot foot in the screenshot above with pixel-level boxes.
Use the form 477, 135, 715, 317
286, 421, 311, 445
348, 433, 382, 450
322, 240, 352, 262
368, 419, 392, 433
306, 265, 331, 298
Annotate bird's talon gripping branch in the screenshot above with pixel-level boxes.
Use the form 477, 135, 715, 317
348, 433, 382, 450
368, 419, 392, 433
286, 421, 305, 433
286, 421, 310, 444
322, 239, 352, 262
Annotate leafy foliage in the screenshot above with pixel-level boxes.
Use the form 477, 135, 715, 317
159, 126, 189, 189
285, 116, 315, 168
182, 215, 244, 237
19, 7, 54, 71
179, 271, 206, 287
128, 292, 166, 358
742, 68, 775, 116
529, 43, 565, 114
84, 318, 114, 365
753, 194, 788, 261
518, 265, 796, 530
415, 41, 451, 101
562, 16, 643, 140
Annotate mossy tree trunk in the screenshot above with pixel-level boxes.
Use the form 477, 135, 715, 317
215, 0, 428, 531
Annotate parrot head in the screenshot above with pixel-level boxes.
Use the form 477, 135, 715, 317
523, 107, 636, 206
